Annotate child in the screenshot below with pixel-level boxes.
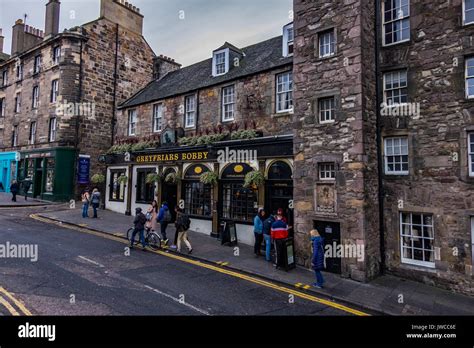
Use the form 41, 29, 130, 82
131, 208, 148, 250
311, 229, 325, 288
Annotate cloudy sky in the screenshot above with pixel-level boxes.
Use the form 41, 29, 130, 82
0, 0, 293, 66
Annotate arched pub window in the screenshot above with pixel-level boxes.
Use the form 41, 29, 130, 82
183, 164, 212, 218
220, 163, 258, 223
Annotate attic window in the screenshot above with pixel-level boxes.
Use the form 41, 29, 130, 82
212, 49, 229, 77
283, 23, 294, 57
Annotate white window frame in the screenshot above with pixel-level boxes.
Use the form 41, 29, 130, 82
128, 109, 137, 136
384, 137, 409, 175
49, 117, 57, 142
400, 212, 435, 268
276, 71, 293, 113
383, 70, 408, 105
318, 162, 336, 181
51, 79, 59, 103
0, 98, 5, 117
463, 0, 474, 25
283, 23, 294, 57
34, 55, 42, 74
222, 85, 235, 122
466, 57, 474, 99
32, 86, 40, 109
1, 70, 7, 87
53, 46, 61, 65
468, 132, 474, 177
382, 0, 410, 46
14, 93, 21, 113
471, 217, 474, 271
212, 49, 229, 77
29, 121, 37, 145
319, 30, 335, 58
12, 125, 18, 147
184, 95, 196, 128
153, 103, 163, 133
16, 64, 23, 81
319, 96, 336, 124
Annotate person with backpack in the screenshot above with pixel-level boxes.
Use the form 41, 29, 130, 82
175, 207, 193, 254
81, 189, 91, 218
10, 181, 19, 202
157, 201, 171, 244
131, 207, 147, 251
263, 213, 276, 262
311, 229, 325, 288
253, 208, 265, 257
91, 188, 101, 219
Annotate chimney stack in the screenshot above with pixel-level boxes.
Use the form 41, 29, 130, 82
11, 19, 25, 55
45, 0, 61, 38
0, 29, 4, 54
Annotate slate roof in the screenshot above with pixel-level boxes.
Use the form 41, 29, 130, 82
0, 52, 10, 63
119, 35, 293, 109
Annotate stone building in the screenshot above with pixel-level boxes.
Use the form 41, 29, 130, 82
0, 0, 155, 200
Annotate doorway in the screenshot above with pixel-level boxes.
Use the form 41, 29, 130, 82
313, 220, 342, 274
161, 168, 178, 221
33, 159, 43, 198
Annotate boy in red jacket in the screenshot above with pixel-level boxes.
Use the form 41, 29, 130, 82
271, 209, 289, 268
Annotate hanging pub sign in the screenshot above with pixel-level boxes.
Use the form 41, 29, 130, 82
77, 155, 91, 184
161, 127, 176, 146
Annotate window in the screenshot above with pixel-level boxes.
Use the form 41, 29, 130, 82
212, 49, 229, 77
49, 117, 57, 142
110, 170, 126, 202
136, 169, 156, 203
319, 97, 335, 123
384, 137, 409, 175
318, 163, 336, 180
383, 0, 410, 45
276, 72, 293, 113
319, 29, 335, 58
29, 122, 37, 145
222, 183, 258, 223
400, 212, 435, 268
53, 46, 61, 65
153, 103, 163, 133
283, 23, 294, 57
32, 86, 40, 109
466, 57, 474, 99
128, 109, 137, 136
184, 182, 212, 217
45, 158, 55, 193
222, 85, 235, 122
469, 133, 474, 177
16, 64, 23, 81
0, 98, 5, 117
185, 95, 196, 128
471, 217, 474, 269
51, 80, 59, 103
384, 70, 408, 105
34, 55, 42, 74
12, 126, 18, 147
14, 93, 21, 113
464, 0, 474, 25
1, 70, 7, 87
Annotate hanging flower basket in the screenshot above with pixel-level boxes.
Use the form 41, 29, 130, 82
200, 172, 218, 185
146, 173, 161, 184
243, 171, 264, 189
117, 175, 128, 185
165, 172, 181, 184
91, 173, 105, 185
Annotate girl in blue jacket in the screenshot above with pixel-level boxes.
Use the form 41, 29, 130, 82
311, 229, 325, 288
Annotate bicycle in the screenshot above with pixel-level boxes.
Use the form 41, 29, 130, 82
127, 226, 162, 251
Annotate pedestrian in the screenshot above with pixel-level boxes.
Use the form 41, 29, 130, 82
22, 178, 32, 201
90, 188, 101, 218
270, 208, 289, 268
311, 229, 325, 289
253, 208, 265, 257
10, 181, 19, 202
81, 189, 90, 218
157, 201, 172, 245
131, 207, 147, 250
175, 207, 193, 254
145, 200, 159, 232
263, 213, 276, 262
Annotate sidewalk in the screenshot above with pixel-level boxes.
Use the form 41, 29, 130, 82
37, 206, 474, 316
0, 192, 53, 208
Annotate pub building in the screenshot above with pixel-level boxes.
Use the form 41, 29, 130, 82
104, 26, 296, 246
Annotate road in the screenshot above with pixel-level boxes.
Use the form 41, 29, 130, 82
0, 206, 352, 316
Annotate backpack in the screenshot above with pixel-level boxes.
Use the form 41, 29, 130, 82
91, 193, 100, 204
182, 214, 191, 231
145, 212, 152, 221
163, 209, 172, 223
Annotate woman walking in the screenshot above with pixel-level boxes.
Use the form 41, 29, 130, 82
146, 200, 159, 232
175, 207, 192, 254
311, 229, 325, 289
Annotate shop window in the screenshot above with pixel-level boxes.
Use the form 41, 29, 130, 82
400, 212, 435, 268
45, 158, 55, 193
136, 169, 156, 203
26, 160, 34, 189
222, 183, 257, 223
382, 0, 410, 46
384, 137, 409, 175
110, 170, 126, 202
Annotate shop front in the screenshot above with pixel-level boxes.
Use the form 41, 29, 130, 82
18, 148, 77, 201
0, 152, 20, 193
104, 135, 294, 247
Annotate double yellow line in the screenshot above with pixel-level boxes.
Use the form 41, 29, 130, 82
0, 287, 32, 316
30, 214, 371, 316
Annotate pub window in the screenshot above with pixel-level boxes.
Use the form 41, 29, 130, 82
49, 117, 57, 142
0, 98, 5, 117
318, 29, 335, 58
45, 158, 55, 193
222, 183, 258, 223
34, 55, 42, 74
29, 121, 37, 145
128, 109, 137, 136
136, 169, 156, 203
110, 170, 126, 202
183, 165, 212, 217
383, 70, 408, 105
185, 95, 196, 128
222, 85, 235, 122
400, 212, 435, 268
1, 70, 7, 87
318, 162, 336, 180
468, 133, 474, 177
32, 86, 40, 109
384, 137, 409, 175
466, 57, 474, 99
153, 103, 163, 133
382, 0, 410, 46
319, 96, 335, 123
276, 71, 293, 113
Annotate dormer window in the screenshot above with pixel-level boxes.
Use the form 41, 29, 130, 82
212, 49, 229, 77
283, 23, 294, 57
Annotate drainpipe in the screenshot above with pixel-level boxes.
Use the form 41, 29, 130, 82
375, 0, 386, 274
111, 23, 119, 147
72, 37, 84, 201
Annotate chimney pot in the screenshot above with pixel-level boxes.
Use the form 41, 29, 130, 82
45, 0, 61, 37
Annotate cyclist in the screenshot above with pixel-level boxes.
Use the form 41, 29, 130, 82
131, 207, 147, 251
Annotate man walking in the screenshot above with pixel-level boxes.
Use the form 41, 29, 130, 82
22, 178, 32, 201
131, 207, 147, 251
271, 208, 289, 269
10, 181, 19, 202
175, 207, 193, 254
157, 201, 172, 245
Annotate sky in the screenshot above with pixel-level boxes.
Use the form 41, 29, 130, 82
0, 0, 293, 66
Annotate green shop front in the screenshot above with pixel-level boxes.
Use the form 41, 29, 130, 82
18, 148, 77, 201
0, 152, 20, 193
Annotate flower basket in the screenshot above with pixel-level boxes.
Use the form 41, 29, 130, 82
243, 171, 264, 189
91, 173, 105, 185
200, 172, 218, 185
117, 175, 128, 185
165, 172, 181, 184
146, 173, 161, 184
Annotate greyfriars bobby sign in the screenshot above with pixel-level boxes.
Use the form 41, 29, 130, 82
161, 128, 176, 146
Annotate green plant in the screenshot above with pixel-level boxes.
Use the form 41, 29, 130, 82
164, 172, 181, 184
243, 170, 264, 189
146, 173, 161, 184
106, 143, 133, 154
179, 133, 228, 147
200, 171, 218, 185
91, 173, 105, 184
117, 175, 128, 185
231, 129, 258, 140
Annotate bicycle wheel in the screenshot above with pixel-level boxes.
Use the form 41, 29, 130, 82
127, 228, 140, 246
147, 232, 162, 251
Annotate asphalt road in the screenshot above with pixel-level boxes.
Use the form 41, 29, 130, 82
0, 207, 348, 316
